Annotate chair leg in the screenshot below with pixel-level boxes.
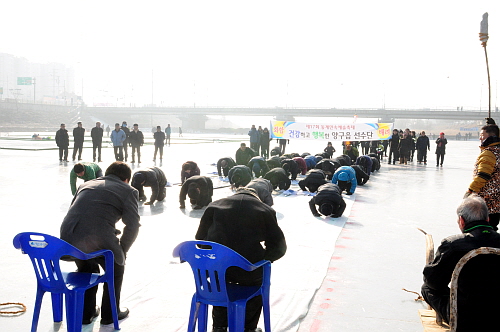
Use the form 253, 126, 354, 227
228, 303, 246, 332
262, 294, 271, 332
51, 293, 64, 322
106, 280, 120, 331
197, 303, 208, 332
31, 288, 45, 332
64, 291, 85, 332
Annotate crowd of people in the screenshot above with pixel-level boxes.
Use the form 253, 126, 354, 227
55, 119, 500, 331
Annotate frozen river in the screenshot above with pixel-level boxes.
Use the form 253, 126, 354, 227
0, 132, 478, 331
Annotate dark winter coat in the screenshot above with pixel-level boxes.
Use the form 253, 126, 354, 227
299, 169, 327, 193
315, 159, 339, 180
128, 130, 144, 147
195, 189, 287, 282
179, 175, 213, 209
91, 126, 103, 144
235, 147, 256, 165
228, 165, 252, 188
370, 156, 380, 172
416, 135, 430, 151
55, 128, 69, 147
181, 161, 200, 184
292, 157, 307, 175
308, 183, 346, 217
280, 158, 299, 180
264, 167, 291, 190
435, 137, 448, 154
245, 178, 274, 206
356, 155, 373, 176
131, 167, 167, 204
154, 131, 165, 147
217, 157, 236, 177
73, 126, 85, 144
266, 156, 282, 169
248, 156, 270, 178
60, 174, 140, 266
304, 154, 317, 170
350, 165, 369, 185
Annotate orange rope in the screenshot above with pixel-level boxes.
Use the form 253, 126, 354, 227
0, 302, 27, 315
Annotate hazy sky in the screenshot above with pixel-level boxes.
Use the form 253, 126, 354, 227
1, 1, 499, 109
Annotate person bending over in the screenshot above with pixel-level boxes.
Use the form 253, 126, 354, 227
131, 166, 167, 205
217, 157, 236, 177
331, 166, 357, 195
181, 161, 200, 184
70, 162, 103, 195
245, 178, 274, 206
263, 167, 291, 191
299, 169, 328, 193
309, 183, 346, 218
179, 175, 213, 209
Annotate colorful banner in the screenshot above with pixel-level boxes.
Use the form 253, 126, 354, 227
270, 121, 393, 141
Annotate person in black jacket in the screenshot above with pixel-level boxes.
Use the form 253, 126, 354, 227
228, 165, 252, 188
350, 164, 370, 185
435, 132, 448, 167
416, 131, 430, 164
245, 178, 274, 206
266, 156, 281, 170
217, 157, 236, 177
179, 175, 213, 209
264, 167, 291, 190
280, 158, 299, 180
235, 143, 255, 165
248, 156, 270, 178
72, 121, 85, 161
55, 123, 69, 162
121, 121, 130, 162
91, 122, 103, 162
315, 159, 339, 180
181, 161, 201, 184
195, 187, 286, 332
388, 129, 400, 165
422, 195, 500, 331
131, 166, 167, 205
153, 126, 165, 161
309, 183, 346, 217
260, 128, 271, 158
299, 169, 328, 193
128, 124, 144, 164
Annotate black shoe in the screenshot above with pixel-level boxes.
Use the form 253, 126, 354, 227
100, 307, 129, 325
82, 306, 100, 325
245, 329, 263, 332
212, 328, 227, 332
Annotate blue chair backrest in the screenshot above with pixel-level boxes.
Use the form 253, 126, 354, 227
13, 232, 89, 293
173, 241, 260, 304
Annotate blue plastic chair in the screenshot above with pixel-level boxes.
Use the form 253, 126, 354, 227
13, 232, 120, 332
172, 240, 272, 332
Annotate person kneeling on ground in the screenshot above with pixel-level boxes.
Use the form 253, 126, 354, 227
247, 156, 270, 178
264, 167, 291, 191
228, 165, 252, 188
179, 175, 213, 209
421, 195, 500, 331
245, 178, 274, 206
181, 161, 200, 184
350, 164, 370, 186
309, 183, 346, 218
217, 157, 236, 177
332, 166, 357, 195
70, 162, 103, 195
195, 187, 287, 332
131, 166, 167, 205
299, 169, 328, 193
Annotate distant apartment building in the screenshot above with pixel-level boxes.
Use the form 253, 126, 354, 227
0, 52, 78, 105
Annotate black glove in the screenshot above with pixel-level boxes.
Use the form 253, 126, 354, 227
346, 192, 353, 195
313, 213, 321, 217
486, 117, 496, 125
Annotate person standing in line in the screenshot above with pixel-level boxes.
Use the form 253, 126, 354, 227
91, 122, 103, 162
165, 124, 172, 146
260, 128, 271, 159
128, 124, 144, 164
72, 121, 85, 161
277, 138, 289, 155
410, 131, 417, 162
110, 123, 126, 161
56, 123, 69, 162
435, 132, 448, 167
179, 127, 183, 137
120, 121, 130, 162
153, 126, 165, 161
416, 131, 430, 164
465, 123, 500, 230
105, 124, 110, 137
195, 187, 286, 332
257, 126, 264, 156
60, 162, 139, 326
248, 125, 261, 153
70, 162, 103, 195
388, 129, 400, 165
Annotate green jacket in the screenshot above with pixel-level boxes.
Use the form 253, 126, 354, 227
70, 162, 102, 195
